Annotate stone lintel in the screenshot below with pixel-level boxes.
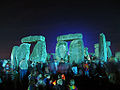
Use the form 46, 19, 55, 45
21, 35, 45, 43
57, 33, 83, 41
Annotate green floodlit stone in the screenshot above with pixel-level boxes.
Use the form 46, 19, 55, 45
57, 33, 83, 41
16, 43, 31, 68
30, 41, 47, 63
11, 46, 19, 69
94, 43, 99, 48
94, 43, 99, 58
55, 41, 68, 61
99, 33, 107, 62
95, 41, 111, 48
69, 39, 84, 64
21, 35, 45, 43
84, 47, 89, 57
115, 52, 120, 60
106, 41, 112, 58
47, 53, 51, 60
106, 41, 111, 46
94, 41, 112, 58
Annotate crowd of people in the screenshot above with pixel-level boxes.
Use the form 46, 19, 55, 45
0, 55, 120, 90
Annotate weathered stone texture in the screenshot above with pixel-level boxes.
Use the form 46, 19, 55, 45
84, 47, 89, 57
30, 41, 47, 63
21, 35, 45, 43
11, 46, 19, 69
69, 39, 84, 64
106, 41, 112, 58
16, 43, 31, 67
115, 52, 120, 61
94, 43, 99, 58
57, 33, 83, 41
99, 33, 107, 62
55, 41, 68, 62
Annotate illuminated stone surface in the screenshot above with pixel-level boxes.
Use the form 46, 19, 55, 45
46, 53, 51, 61
11, 46, 19, 69
106, 41, 112, 58
84, 47, 90, 60
30, 41, 47, 63
94, 41, 112, 59
115, 52, 120, 61
57, 33, 83, 41
55, 41, 68, 62
56, 33, 84, 63
69, 39, 84, 64
94, 43, 99, 58
19, 60, 28, 69
21, 35, 45, 43
84, 47, 89, 57
16, 43, 31, 68
99, 33, 107, 62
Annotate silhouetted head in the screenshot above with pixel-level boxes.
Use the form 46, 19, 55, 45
70, 79, 75, 85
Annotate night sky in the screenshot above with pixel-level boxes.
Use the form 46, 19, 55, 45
0, 1, 120, 59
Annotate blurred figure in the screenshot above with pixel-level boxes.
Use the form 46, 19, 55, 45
68, 79, 78, 90
0, 77, 2, 84
89, 61, 97, 78
58, 58, 70, 74
35, 74, 46, 90
72, 62, 78, 75
49, 59, 59, 74
36, 61, 44, 74
83, 61, 89, 77
28, 71, 36, 90
19, 59, 28, 80
53, 79, 65, 90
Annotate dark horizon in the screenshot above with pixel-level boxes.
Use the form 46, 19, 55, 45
0, 1, 120, 59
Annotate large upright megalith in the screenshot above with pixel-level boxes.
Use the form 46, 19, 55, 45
84, 47, 89, 57
99, 33, 107, 62
30, 41, 47, 63
55, 41, 68, 62
94, 43, 99, 58
21, 35, 47, 63
11, 46, 19, 69
106, 41, 112, 58
16, 43, 31, 68
56, 33, 84, 64
69, 39, 84, 64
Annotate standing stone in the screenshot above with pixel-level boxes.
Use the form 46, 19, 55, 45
84, 47, 90, 60
94, 43, 99, 58
106, 41, 112, 58
69, 39, 84, 64
47, 53, 51, 61
16, 43, 31, 68
115, 52, 120, 61
30, 41, 47, 63
84, 47, 89, 57
55, 41, 68, 62
11, 46, 19, 69
99, 33, 107, 62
